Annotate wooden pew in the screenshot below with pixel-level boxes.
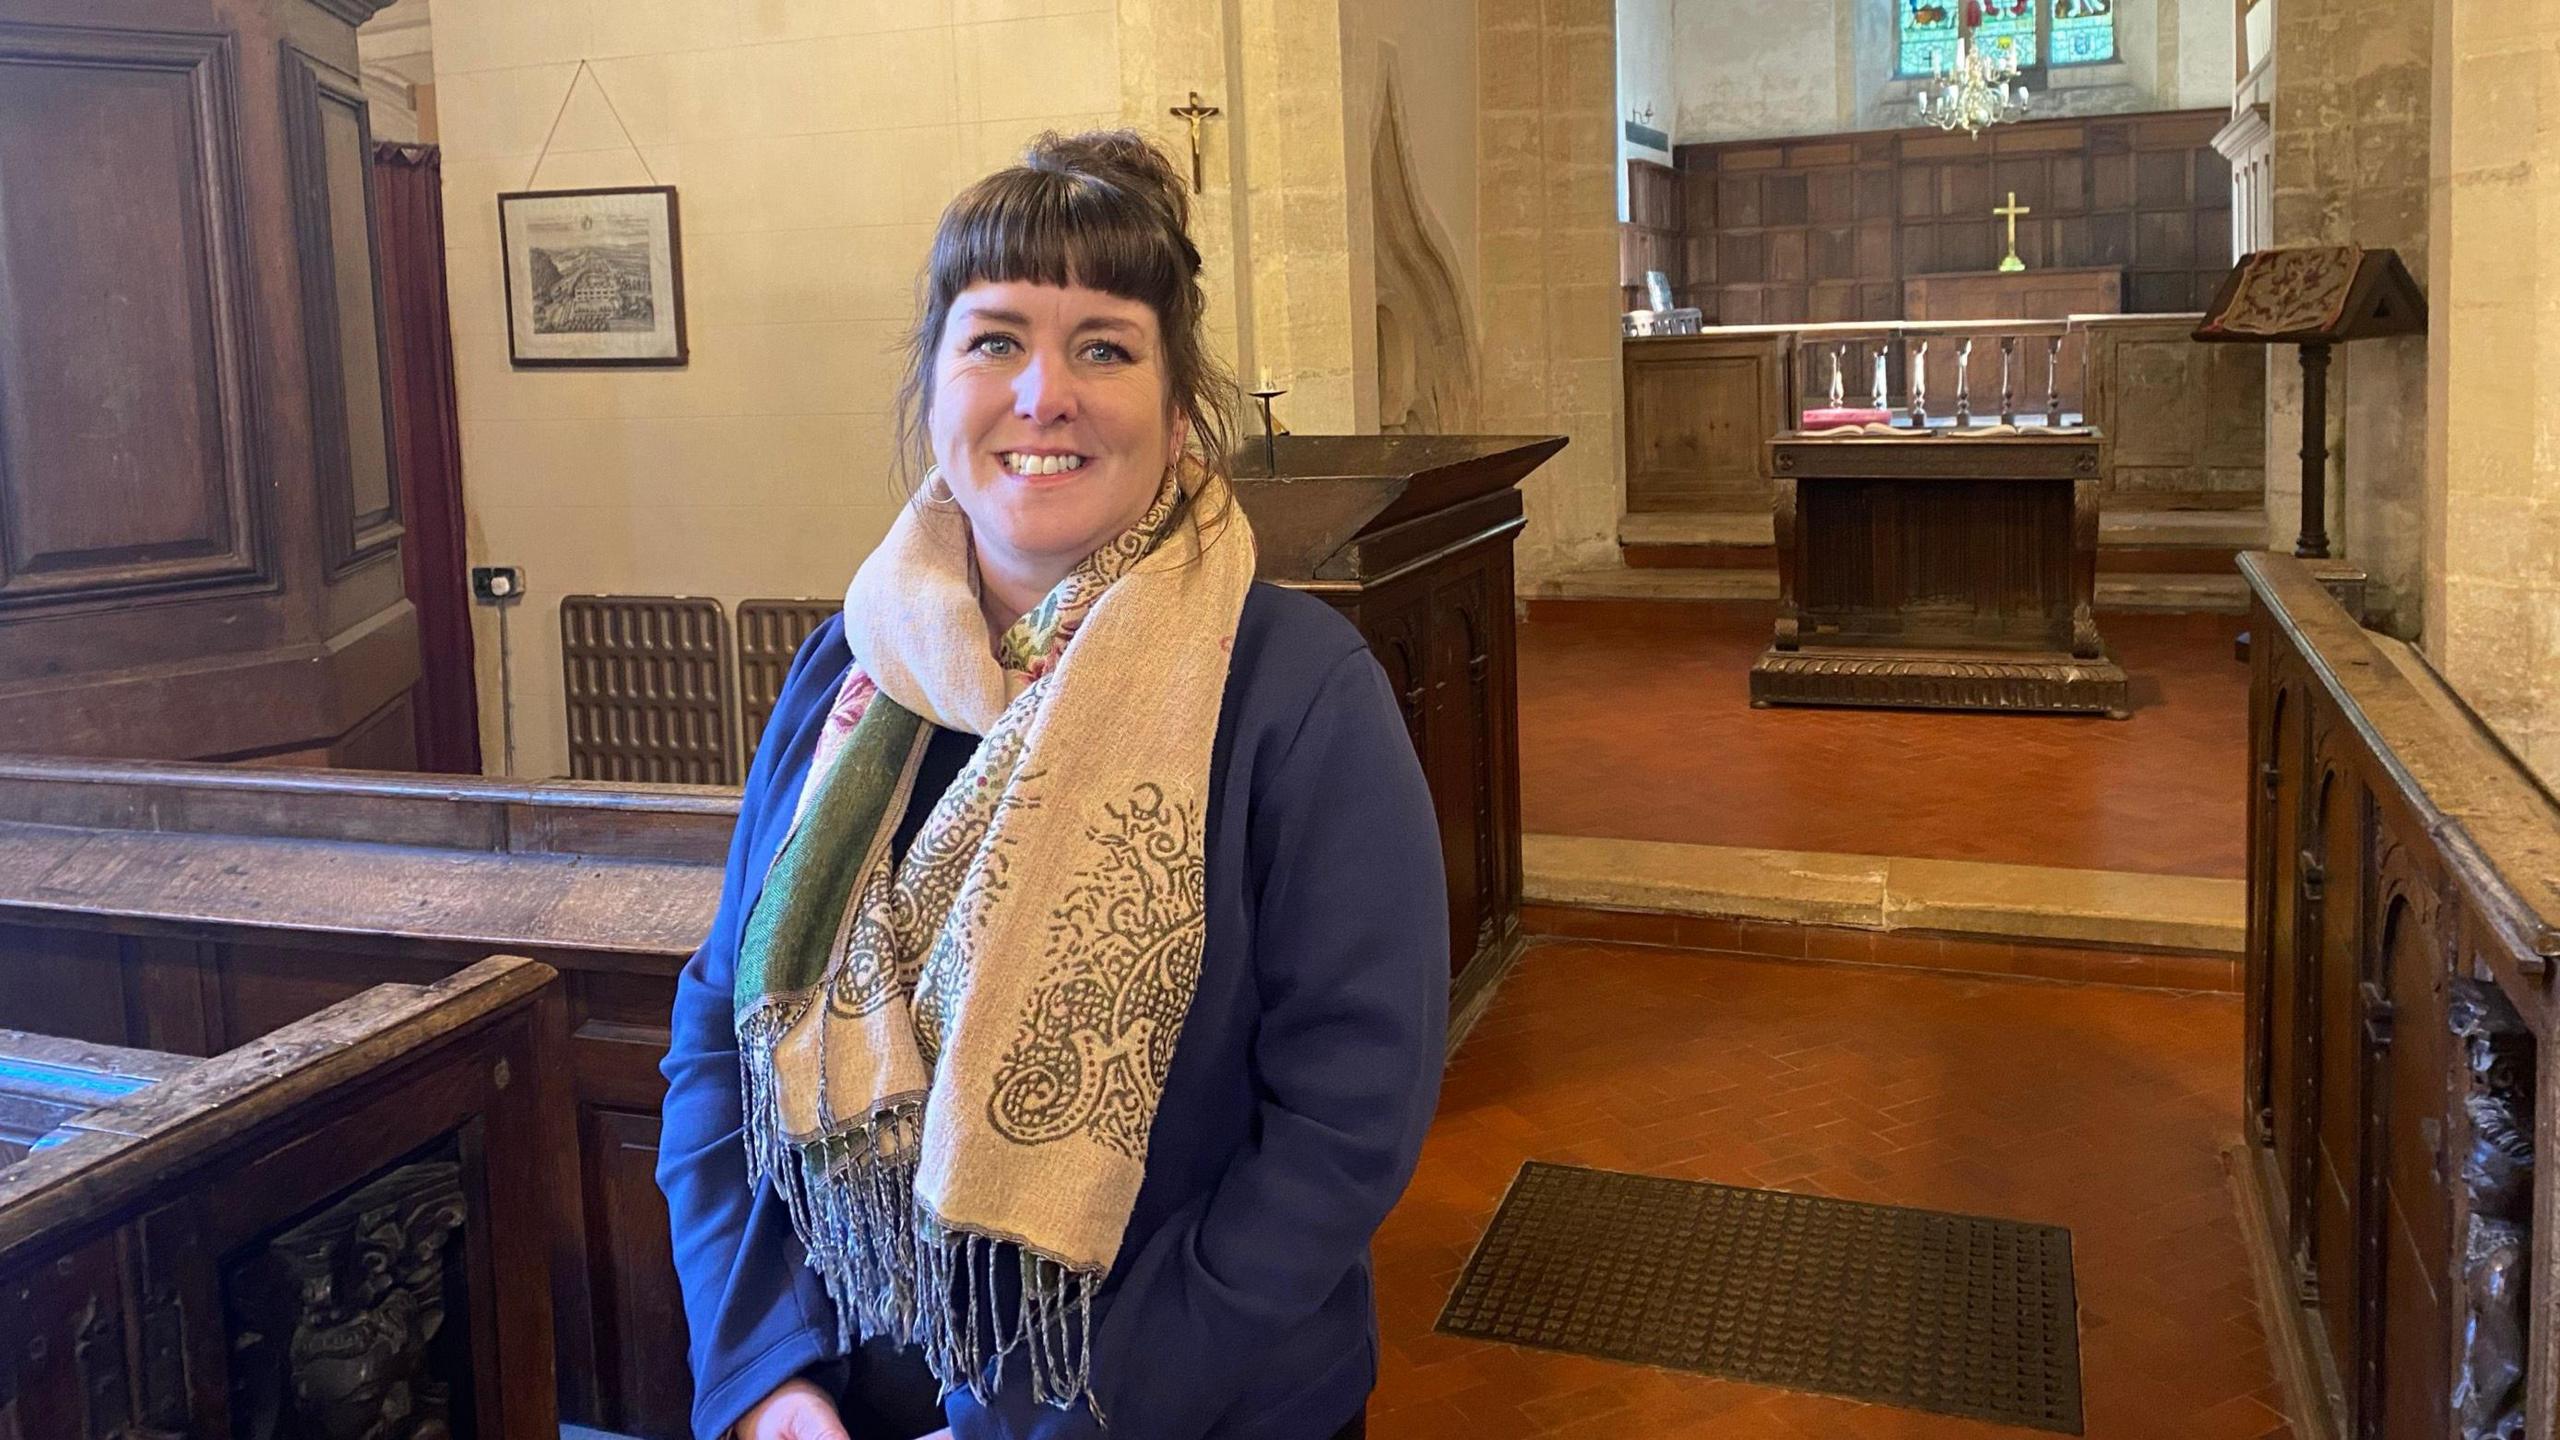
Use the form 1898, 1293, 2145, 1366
2240, 553, 2560, 1439
0, 760, 720, 1436
0, 956, 561, 1438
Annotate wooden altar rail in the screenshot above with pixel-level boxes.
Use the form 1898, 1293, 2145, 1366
0, 956, 562, 1439
1625, 312, 2265, 515
2240, 553, 2560, 1440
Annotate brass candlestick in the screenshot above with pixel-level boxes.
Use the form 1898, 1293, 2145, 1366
1249, 383, 1285, 473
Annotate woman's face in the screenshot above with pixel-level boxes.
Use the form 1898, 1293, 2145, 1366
928, 280, 1183, 586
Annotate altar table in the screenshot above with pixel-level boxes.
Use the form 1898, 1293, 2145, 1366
1752, 428, 2130, 718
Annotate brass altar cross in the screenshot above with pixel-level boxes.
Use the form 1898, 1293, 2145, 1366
1169, 91, 1220, 194
1994, 190, 2030, 273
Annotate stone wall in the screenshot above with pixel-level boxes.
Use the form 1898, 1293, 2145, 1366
2425, 0, 2560, 787
2267, 0, 2430, 635
1482, 0, 1624, 583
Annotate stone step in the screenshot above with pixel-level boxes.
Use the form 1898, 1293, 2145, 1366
1620, 508, 2268, 551
2099, 509, 2268, 548
1525, 568, 1780, 602
1524, 566, 2251, 613
2096, 573, 2251, 613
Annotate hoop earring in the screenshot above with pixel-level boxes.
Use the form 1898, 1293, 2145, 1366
920, 465, 960, 509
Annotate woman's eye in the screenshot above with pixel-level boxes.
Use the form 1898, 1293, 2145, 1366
1081, 341, 1132, 363
968, 333, 1019, 357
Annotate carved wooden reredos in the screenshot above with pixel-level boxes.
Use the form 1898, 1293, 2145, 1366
1370, 66, 1479, 435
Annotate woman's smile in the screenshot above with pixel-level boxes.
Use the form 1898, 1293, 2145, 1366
994, 449, 1091, 480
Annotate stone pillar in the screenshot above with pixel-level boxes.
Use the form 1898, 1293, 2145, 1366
2267, 0, 2431, 634
2424, 0, 2560, 787
1479, 0, 1623, 586
1116, 0, 1251, 378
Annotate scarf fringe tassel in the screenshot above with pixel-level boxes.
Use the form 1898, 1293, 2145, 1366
741, 1011, 1103, 1423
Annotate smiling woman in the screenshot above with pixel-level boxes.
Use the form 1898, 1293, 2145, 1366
656, 131, 1448, 1440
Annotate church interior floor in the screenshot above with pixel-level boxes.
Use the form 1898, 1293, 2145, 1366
1518, 601, 2251, 879
1370, 941, 2288, 1439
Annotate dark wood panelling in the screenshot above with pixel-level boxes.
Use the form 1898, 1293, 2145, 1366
1669, 109, 2231, 324
283, 44, 404, 578
0, 1, 422, 767
585, 1105, 692, 1437
0, 24, 269, 610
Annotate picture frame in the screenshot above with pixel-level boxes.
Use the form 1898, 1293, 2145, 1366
496, 185, 689, 367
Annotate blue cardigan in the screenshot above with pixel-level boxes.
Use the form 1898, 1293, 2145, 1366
657, 582, 1449, 1439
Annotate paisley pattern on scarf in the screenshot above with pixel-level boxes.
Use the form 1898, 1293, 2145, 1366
987, 782, 1205, 1157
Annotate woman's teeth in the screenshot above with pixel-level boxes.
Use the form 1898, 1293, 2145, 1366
1002, 453, 1087, 476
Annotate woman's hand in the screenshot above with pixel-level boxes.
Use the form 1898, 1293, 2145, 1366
734, 1379, 850, 1440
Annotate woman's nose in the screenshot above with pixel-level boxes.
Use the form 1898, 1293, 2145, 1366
1012, 352, 1075, 424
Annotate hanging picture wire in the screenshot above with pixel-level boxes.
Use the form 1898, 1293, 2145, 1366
523, 59, 660, 190
495, 58, 688, 367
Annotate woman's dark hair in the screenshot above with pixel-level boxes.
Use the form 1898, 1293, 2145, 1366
893, 131, 1241, 517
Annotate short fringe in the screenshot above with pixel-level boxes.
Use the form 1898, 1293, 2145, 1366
738, 1008, 1104, 1424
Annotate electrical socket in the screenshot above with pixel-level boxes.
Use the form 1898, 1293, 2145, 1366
471, 566, 524, 604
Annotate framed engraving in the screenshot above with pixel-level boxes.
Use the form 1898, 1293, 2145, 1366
496, 185, 688, 367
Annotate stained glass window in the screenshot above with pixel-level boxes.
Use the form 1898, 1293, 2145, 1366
1897, 0, 2039, 79
1974, 0, 2037, 67
1896, 0, 1957, 78
2051, 0, 2117, 64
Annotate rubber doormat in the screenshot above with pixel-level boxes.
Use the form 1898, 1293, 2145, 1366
1437, 1161, 2084, 1433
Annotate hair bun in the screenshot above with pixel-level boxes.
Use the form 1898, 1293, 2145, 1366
1023, 129, 1193, 237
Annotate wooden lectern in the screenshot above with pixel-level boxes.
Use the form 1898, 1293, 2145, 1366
2194, 245, 2427, 558
1229, 434, 1565, 1021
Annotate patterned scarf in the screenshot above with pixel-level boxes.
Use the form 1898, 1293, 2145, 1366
734, 464, 1256, 1417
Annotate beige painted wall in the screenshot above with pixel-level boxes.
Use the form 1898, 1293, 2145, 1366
2425, 0, 2560, 787
2268, 0, 2429, 635
436, 1, 1118, 778
1676, 0, 2233, 144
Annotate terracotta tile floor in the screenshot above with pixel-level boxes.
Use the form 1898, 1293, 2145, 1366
1519, 601, 2251, 879
1372, 942, 2290, 1439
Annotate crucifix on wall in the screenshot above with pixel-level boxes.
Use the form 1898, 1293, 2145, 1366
1994, 191, 2030, 272
1169, 91, 1220, 194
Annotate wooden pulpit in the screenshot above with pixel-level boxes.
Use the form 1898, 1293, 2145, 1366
1229, 434, 1565, 1018
1753, 429, 2129, 718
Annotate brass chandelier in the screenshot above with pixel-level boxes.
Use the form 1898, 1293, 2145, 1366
1917, 21, 2030, 136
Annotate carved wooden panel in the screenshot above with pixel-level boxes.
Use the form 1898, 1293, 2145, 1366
735, 599, 836, 774
2241, 552, 2560, 1440
0, 24, 268, 611
2084, 318, 2268, 510
1794, 478, 2074, 650
1623, 335, 1789, 512
282, 44, 402, 577
223, 1154, 471, 1440
2310, 764, 2359, 1360
1673, 111, 2231, 324
560, 596, 737, 786
2368, 833, 2453, 1440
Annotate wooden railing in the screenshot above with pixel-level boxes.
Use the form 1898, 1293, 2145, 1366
2240, 552, 2560, 1440
1625, 313, 2266, 514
